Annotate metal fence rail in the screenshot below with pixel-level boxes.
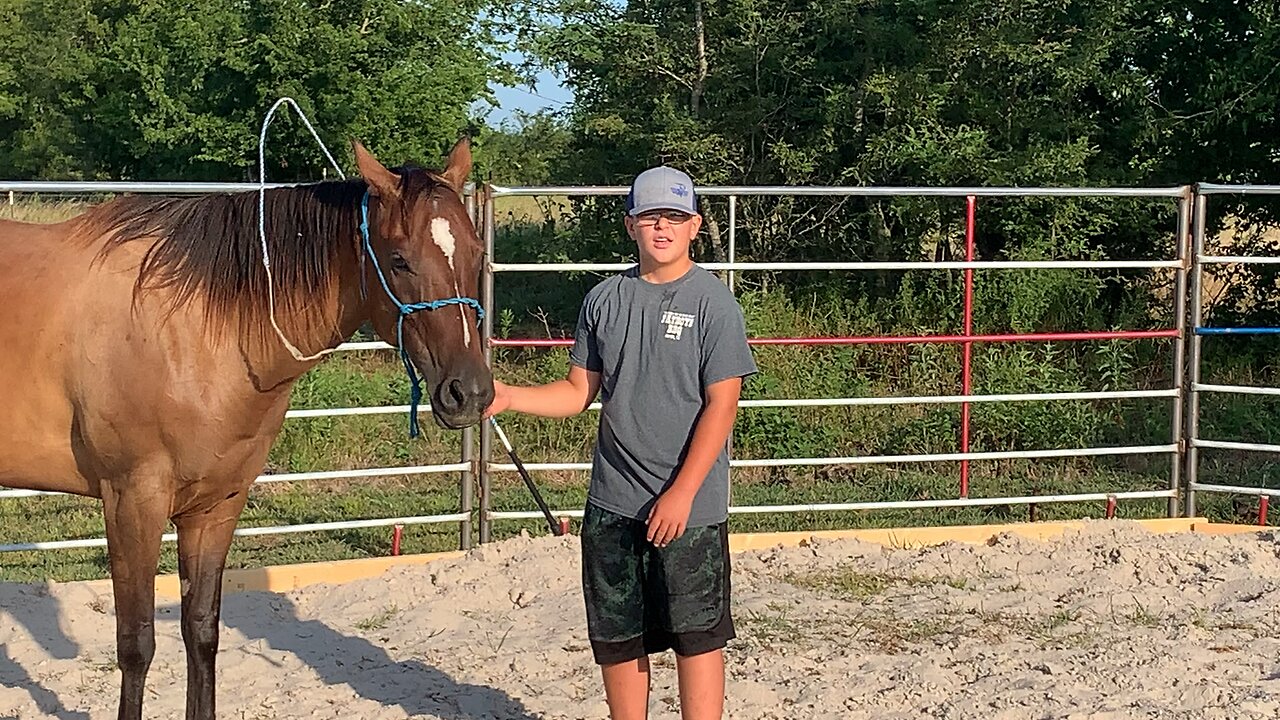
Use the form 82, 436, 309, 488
15, 178, 1280, 556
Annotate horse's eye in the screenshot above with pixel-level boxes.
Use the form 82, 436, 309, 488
391, 251, 414, 275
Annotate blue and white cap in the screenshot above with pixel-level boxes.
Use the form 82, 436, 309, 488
625, 165, 698, 216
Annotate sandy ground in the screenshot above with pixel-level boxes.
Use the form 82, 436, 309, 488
4, 520, 1280, 719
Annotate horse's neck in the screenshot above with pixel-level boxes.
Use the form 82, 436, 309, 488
244, 248, 369, 389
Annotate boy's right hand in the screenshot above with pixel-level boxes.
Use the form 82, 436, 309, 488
484, 379, 512, 418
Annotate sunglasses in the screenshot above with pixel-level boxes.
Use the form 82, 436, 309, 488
632, 209, 694, 226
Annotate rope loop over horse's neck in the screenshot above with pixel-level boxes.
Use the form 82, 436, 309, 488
257, 97, 348, 364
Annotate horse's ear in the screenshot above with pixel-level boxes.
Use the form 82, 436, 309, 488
353, 140, 400, 199
440, 137, 472, 193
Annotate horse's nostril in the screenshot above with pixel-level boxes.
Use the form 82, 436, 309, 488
449, 379, 465, 408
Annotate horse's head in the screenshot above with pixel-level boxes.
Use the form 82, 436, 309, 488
352, 138, 493, 430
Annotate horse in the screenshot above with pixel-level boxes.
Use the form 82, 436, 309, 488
0, 138, 494, 719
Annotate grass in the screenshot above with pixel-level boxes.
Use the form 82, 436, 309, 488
784, 567, 969, 600
2, 345, 1275, 584
738, 601, 957, 654
1, 195, 104, 224
761, 576, 1199, 654
738, 602, 808, 645
354, 604, 400, 631
0, 192, 566, 227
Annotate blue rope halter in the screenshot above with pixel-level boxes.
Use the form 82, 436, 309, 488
359, 190, 485, 438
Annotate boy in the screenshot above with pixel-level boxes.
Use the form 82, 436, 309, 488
485, 165, 756, 719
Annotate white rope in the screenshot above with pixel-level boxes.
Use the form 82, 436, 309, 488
258, 97, 348, 362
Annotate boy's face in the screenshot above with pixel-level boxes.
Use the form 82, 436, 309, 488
625, 209, 702, 265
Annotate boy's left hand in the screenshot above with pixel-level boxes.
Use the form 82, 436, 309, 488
646, 488, 695, 547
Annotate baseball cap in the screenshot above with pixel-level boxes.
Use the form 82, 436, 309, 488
625, 166, 699, 216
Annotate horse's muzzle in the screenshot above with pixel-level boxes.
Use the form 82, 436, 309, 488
431, 369, 495, 429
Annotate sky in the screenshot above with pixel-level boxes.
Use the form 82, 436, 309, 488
479, 65, 575, 128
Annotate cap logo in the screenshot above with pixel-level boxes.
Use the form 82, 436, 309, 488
670, 183, 690, 197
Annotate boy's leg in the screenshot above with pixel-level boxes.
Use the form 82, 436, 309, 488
650, 521, 734, 720
600, 656, 652, 720
675, 649, 725, 720
581, 503, 652, 720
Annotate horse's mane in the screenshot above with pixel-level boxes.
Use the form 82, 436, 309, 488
85, 168, 444, 345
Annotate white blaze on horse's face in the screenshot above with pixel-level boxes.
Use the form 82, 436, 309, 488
430, 217, 470, 348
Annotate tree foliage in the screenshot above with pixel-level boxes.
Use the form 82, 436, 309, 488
0, 0, 517, 180
523, 0, 1279, 332
534, 0, 1278, 187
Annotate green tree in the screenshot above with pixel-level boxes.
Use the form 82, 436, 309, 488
0, 0, 517, 180
473, 110, 573, 186
525, 0, 1278, 332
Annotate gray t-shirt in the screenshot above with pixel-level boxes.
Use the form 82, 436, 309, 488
569, 264, 758, 527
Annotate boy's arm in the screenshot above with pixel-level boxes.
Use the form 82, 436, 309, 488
485, 365, 601, 419
486, 291, 602, 419
645, 376, 743, 546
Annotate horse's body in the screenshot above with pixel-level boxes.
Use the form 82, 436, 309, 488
0, 140, 492, 720
0, 213, 293, 502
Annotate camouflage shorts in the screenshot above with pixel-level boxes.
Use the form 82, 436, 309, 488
580, 502, 734, 665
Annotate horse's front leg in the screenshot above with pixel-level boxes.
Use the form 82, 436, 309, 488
174, 490, 250, 720
101, 477, 170, 720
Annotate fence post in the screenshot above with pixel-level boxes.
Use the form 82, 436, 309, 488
1182, 188, 1208, 518
459, 183, 479, 550
1168, 187, 1192, 518
727, 195, 737, 293
727, 195, 737, 512
959, 196, 977, 498
478, 183, 497, 544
